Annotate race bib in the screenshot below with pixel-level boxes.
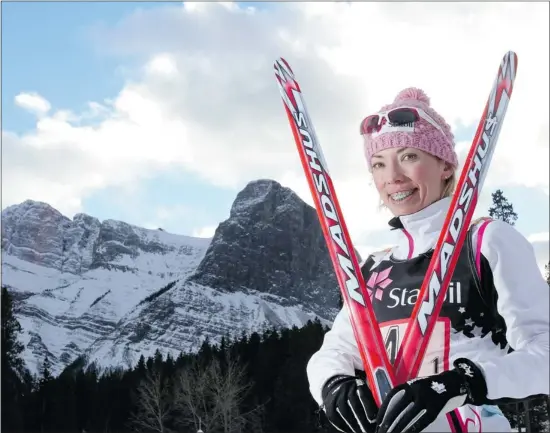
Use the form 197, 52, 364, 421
379, 317, 451, 377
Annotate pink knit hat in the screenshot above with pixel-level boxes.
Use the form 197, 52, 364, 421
361, 87, 458, 170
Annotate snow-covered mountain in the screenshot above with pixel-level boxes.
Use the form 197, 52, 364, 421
2, 179, 340, 376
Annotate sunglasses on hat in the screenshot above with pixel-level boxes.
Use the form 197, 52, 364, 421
359, 106, 447, 139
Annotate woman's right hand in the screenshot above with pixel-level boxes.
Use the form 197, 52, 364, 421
321, 374, 378, 433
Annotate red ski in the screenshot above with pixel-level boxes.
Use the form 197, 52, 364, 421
394, 51, 519, 382
274, 58, 395, 406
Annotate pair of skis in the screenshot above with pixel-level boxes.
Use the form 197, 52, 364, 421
274, 52, 518, 407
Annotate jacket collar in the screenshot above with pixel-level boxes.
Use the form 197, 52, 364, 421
388, 197, 451, 259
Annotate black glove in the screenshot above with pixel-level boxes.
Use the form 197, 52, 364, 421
321, 374, 378, 433
375, 358, 489, 433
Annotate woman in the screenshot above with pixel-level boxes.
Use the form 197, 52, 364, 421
306, 88, 549, 433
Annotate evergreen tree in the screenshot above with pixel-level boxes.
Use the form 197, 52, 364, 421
1, 287, 26, 375
164, 352, 176, 379
1, 286, 28, 432
146, 354, 155, 372
54, 369, 78, 432
153, 348, 164, 373
488, 189, 518, 225
136, 354, 147, 377
36, 355, 56, 432
526, 395, 550, 432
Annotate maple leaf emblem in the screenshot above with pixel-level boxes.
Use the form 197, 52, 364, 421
431, 381, 447, 394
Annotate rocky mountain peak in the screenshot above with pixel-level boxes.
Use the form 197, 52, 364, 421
229, 179, 298, 218
2, 200, 75, 270
2, 199, 70, 228
189, 179, 339, 308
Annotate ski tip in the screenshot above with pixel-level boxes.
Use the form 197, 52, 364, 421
501, 51, 519, 80
505, 51, 518, 63
274, 57, 293, 74
504, 51, 518, 65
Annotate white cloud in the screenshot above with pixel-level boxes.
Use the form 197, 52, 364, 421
154, 204, 189, 221
192, 225, 217, 239
145, 53, 179, 77
3, 2, 548, 253
141, 204, 194, 232
528, 234, 549, 277
528, 232, 549, 243
530, 238, 549, 277
15, 92, 51, 116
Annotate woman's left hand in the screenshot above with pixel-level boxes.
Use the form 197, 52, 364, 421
375, 358, 489, 433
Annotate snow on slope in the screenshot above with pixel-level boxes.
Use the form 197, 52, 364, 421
2, 200, 211, 375
82, 279, 332, 371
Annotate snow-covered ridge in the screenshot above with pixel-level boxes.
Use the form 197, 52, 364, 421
2, 199, 212, 374
82, 280, 332, 371
2, 180, 339, 376
2, 199, 207, 276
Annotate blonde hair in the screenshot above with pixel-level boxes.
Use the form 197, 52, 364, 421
441, 171, 457, 199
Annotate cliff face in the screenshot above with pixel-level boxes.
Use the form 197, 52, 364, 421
190, 179, 340, 309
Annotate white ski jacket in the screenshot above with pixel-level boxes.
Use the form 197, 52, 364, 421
307, 197, 549, 432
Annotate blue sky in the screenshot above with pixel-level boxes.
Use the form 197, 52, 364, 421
2, 2, 548, 258
2, 2, 146, 134
2, 1, 253, 236
3, 0, 272, 136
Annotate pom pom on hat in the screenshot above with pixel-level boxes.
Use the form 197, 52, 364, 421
393, 87, 431, 105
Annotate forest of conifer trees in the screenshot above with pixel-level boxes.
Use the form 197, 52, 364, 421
2, 189, 549, 433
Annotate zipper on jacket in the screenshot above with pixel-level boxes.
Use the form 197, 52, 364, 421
402, 228, 414, 259
448, 410, 464, 433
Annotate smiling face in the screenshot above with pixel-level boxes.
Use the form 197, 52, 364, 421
371, 147, 454, 216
